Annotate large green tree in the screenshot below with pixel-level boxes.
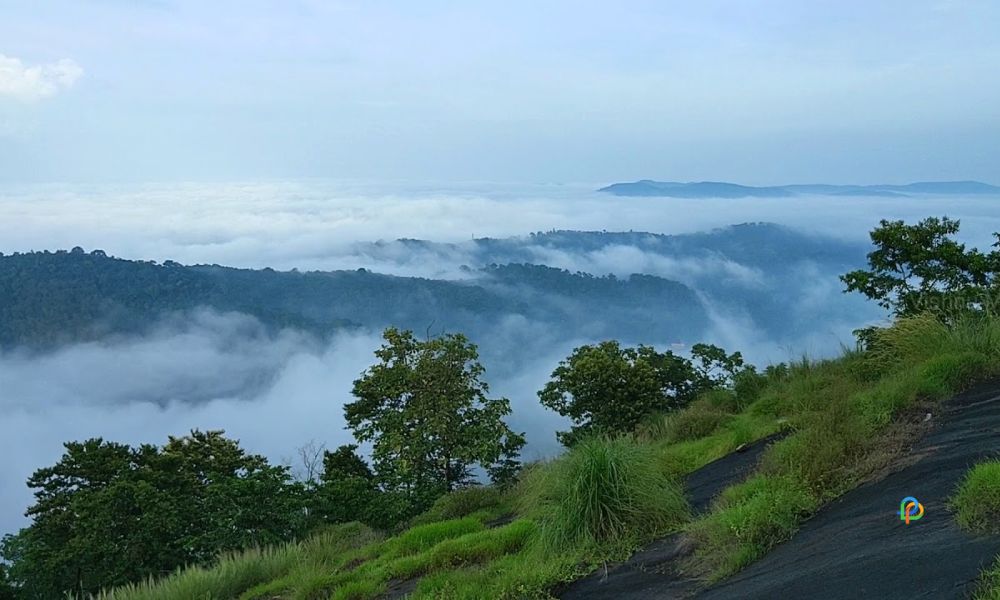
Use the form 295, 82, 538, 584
0, 563, 14, 600
841, 216, 999, 318
0, 431, 305, 599
346, 328, 525, 511
538, 341, 744, 445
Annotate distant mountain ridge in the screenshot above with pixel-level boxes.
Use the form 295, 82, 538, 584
0, 223, 874, 354
598, 180, 1000, 198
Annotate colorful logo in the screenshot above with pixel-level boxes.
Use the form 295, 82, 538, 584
899, 496, 924, 524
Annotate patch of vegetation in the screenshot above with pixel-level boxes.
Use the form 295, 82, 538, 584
527, 436, 690, 551
538, 340, 748, 446
686, 474, 814, 576
410, 486, 510, 527
93, 522, 380, 600
90, 308, 998, 598
953, 459, 1000, 534
684, 314, 1000, 581
974, 555, 1000, 600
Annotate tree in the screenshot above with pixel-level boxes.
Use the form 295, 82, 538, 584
295, 439, 327, 483
538, 341, 744, 445
158, 431, 305, 560
0, 562, 15, 600
321, 444, 373, 482
346, 328, 525, 512
841, 217, 998, 318
689, 342, 747, 389
0, 431, 306, 599
309, 444, 410, 529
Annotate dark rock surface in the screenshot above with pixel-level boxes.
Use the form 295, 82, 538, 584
698, 379, 1000, 600
561, 380, 1000, 599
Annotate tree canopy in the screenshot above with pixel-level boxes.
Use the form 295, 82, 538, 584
346, 328, 525, 511
841, 216, 1000, 318
538, 341, 745, 445
0, 431, 306, 600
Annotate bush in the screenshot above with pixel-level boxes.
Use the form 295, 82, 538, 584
530, 436, 690, 551
733, 370, 769, 409
411, 485, 507, 526
686, 474, 814, 579
701, 389, 740, 412
864, 314, 951, 375
761, 402, 868, 499
663, 404, 730, 442
973, 555, 1000, 600
953, 460, 1000, 534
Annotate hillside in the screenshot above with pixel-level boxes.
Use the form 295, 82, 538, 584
0, 223, 870, 352
0, 250, 705, 350
81, 313, 1000, 600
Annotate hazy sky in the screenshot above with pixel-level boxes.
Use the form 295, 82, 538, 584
1, 0, 999, 183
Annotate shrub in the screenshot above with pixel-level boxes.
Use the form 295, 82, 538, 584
953, 460, 1000, 534
864, 314, 950, 374
700, 389, 740, 412
633, 411, 673, 441
663, 404, 730, 442
530, 436, 690, 551
411, 485, 506, 526
733, 370, 769, 409
380, 518, 484, 558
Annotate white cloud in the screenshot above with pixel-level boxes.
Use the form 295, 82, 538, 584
0, 54, 83, 101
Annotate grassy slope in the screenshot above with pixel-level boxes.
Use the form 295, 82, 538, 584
98, 314, 1000, 600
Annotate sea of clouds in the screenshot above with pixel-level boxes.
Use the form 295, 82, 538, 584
3, 180, 1000, 536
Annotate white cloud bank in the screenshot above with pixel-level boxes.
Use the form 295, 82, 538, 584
0, 54, 82, 101
4, 181, 1000, 273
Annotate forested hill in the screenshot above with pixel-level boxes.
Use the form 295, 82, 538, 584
0, 249, 707, 349
365, 223, 861, 270
597, 180, 1000, 198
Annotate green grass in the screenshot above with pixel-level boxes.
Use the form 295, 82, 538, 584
97, 313, 1000, 599
974, 555, 1000, 600
960, 466, 1000, 600
686, 474, 814, 576
953, 459, 1000, 534
681, 314, 1000, 581
95, 522, 381, 600
527, 436, 690, 551
409, 485, 511, 527
653, 412, 781, 478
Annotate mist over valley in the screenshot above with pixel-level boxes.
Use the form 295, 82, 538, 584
5, 182, 1000, 539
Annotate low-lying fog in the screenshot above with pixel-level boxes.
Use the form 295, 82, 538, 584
3, 180, 1000, 536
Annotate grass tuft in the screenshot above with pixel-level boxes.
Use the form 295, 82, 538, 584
686, 474, 814, 579
530, 436, 690, 552
953, 459, 1000, 534
409, 485, 508, 526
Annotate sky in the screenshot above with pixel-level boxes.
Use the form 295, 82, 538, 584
4, 0, 1000, 537
1, 0, 999, 183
